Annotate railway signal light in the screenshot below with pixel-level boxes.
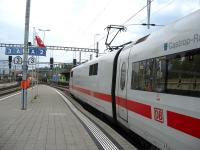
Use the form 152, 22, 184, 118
73, 59, 76, 66
8, 56, 12, 69
50, 57, 53, 70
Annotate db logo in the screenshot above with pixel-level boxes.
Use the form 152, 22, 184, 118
154, 108, 164, 123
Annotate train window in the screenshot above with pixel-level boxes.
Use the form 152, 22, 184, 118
166, 49, 200, 97
89, 63, 98, 76
154, 57, 166, 92
131, 49, 200, 97
131, 60, 147, 91
120, 62, 126, 90
131, 62, 140, 89
131, 57, 166, 92
89, 65, 93, 76
93, 63, 98, 75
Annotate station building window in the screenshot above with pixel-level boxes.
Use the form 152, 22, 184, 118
131, 49, 200, 97
89, 63, 98, 76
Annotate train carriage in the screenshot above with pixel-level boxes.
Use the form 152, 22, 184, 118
70, 51, 119, 117
70, 10, 200, 150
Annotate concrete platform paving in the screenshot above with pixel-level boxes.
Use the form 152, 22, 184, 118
0, 85, 136, 150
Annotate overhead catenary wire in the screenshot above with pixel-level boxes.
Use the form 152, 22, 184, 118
96, 0, 180, 49
128, 0, 176, 27
92, 0, 194, 53
122, 0, 155, 25
83, 0, 113, 35
122, 0, 177, 41
96, 0, 155, 44
125, 23, 164, 27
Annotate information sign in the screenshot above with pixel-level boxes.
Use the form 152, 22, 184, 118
29, 47, 37, 56
28, 57, 36, 65
5, 47, 47, 56
5, 47, 23, 55
37, 48, 46, 56
28, 47, 46, 56
13, 56, 23, 64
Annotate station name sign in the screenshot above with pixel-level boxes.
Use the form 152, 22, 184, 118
5, 47, 47, 56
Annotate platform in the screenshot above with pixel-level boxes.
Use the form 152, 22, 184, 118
0, 85, 136, 150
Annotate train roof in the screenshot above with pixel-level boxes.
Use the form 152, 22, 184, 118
71, 50, 119, 71
127, 9, 200, 61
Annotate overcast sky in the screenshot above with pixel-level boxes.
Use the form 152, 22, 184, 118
0, 0, 200, 64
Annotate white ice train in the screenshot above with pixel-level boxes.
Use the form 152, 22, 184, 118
69, 10, 200, 150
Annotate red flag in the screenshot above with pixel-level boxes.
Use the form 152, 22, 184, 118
35, 35, 46, 48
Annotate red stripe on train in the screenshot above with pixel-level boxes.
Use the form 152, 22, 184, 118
72, 85, 200, 138
167, 111, 200, 139
116, 96, 152, 119
72, 85, 112, 102
72, 85, 152, 118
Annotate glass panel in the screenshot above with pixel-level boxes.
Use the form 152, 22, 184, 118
120, 62, 126, 90
154, 57, 166, 92
166, 49, 200, 96
89, 65, 93, 76
131, 62, 139, 89
93, 63, 98, 75
131, 49, 200, 97
138, 61, 146, 90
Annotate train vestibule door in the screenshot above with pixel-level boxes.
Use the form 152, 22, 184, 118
117, 60, 128, 121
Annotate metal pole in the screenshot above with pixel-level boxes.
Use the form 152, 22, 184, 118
34, 58, 37, 98
79, 51, 81, 64
14, 65, 16, 82
9, 65, 11, 83
36, 28, 50, 95
36, 57, 38, 97
32, 27, 35, 99
31, 63, 33, 101
22, 0, 31, 110
96, 42, 99, 57
36, 56, 39, 97
147, 0, 151, 29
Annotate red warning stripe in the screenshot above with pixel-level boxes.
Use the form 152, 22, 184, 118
116, 96, 152, 119
167, 111, 200, 139
72, 85, 112, 102
72, 85, 152, 119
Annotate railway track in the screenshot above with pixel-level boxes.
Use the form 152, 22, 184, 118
0, 83, 21, 96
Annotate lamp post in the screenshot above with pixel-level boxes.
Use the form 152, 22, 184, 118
94, 34, 100, 49
38, 29, 51, 42
35, 28, 50, 97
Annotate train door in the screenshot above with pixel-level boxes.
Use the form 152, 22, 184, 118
117, 60, 128, 121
